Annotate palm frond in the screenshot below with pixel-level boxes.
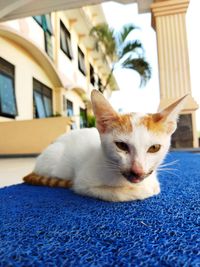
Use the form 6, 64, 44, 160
122, 57, 152, 87
119, 40, 144, 59
90, 23, 116, 60
118, 24, 139, 45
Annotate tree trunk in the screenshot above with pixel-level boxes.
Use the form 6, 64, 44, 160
101, 65, 115, 93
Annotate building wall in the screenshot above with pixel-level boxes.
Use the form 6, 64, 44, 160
0, 35, 55, 121
0, 8, 112, 130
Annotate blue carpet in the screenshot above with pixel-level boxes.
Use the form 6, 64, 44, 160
0, 152, 200, 267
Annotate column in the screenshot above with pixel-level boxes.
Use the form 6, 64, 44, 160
151, 0, 199, 148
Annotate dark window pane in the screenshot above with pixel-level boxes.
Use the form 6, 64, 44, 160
33, 79, 53, 118
90, 64, 95, 86
34, 15, 53, 35
97, 76, 103, 92
43, 95, 53, 117
44, 14, 53, 35
33, 91, 46, 118
60, 21, 73, 59
0, 73, 17, 116
0, 57, 17, 118
33, 16, 43, 26
0, 57, 14, 77
60, 29, 67, 52
66, 99, 73, 116
44, 31, 53, 59
80, 108, 87, 128
78, 47, 86, 75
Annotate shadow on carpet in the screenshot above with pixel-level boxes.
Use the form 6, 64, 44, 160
0, 152, 200, 267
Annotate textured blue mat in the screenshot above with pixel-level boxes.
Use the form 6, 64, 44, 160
0, 152, 200, 267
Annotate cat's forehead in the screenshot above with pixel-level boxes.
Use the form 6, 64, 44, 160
115, 112, 165, 134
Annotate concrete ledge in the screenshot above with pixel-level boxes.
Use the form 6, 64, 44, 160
0, 154, 38, 158
170, 148, 200, 153
0, 117, 71, 155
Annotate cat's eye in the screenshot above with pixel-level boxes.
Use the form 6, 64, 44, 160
115, 141, 129, 153
147, 144, 161, 153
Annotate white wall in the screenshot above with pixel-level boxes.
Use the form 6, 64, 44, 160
0, 37, 55, 121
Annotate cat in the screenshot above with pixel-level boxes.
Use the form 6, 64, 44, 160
24, 90, 188, 202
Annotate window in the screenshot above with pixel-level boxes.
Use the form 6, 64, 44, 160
80, 108, 87, 128
33, 16, 43, 26
33, 15, 53, 34
60, 21, 73, 59
90, 64, 95, 86
33, 79, 53, 118
78, 47, 86, 76
33, 14, 53, 59
44, 32, 53, 59
0, 57, 17, 118
66, 99, 73, 117
98, 76, 103, 92
66, 99, 76, 129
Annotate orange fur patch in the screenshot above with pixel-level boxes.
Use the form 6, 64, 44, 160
111, 114, 133, 133
139, 114, 166, 133
23, 173, 72, 188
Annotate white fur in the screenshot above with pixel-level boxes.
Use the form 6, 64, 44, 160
33, 91, 188, 202
34, 125, 166, 202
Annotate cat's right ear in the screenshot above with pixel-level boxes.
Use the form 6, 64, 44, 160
91, 90, 118, 133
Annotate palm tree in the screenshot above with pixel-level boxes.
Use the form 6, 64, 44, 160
90, 23, 151, 92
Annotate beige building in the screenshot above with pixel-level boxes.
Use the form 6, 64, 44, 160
0, 0, 199, 154
0, 6, 117, 155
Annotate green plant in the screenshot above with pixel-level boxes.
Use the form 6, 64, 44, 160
90, 23, 151, 92
87, 114, 96, 128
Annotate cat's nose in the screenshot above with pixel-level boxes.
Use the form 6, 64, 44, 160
131, 162, 144, 178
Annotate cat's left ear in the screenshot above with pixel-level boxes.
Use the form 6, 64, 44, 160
91, 90, 118, 133
155, 94, 189, 134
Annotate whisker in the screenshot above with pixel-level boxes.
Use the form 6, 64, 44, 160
160, 160, 179, 168
158, 169, 180, 178
158, 168, 180, 172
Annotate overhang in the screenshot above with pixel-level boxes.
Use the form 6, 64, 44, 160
0, 0, 153, 23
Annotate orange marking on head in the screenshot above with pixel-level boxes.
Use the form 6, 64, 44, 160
139, 114, 166, 133
110, 114, 133, 133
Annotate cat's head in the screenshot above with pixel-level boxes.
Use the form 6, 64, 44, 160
91, 90, 188, 184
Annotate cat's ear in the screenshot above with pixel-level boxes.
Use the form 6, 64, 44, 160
91, 90, 118, 133
154, 94, 189, 134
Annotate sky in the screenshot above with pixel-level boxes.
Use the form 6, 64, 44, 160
102, 0, 200, 131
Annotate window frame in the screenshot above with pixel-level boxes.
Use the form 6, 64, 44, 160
78, 47, 86, 76
0, 57, 17, 119
80, 107, 87, 128
33, 15, 53, 35
33, 78, 53, 118
60, 20, 73, 60
90, 64, 95, 86
66, 99, 74, 117
33, 15, 53, 59
97, 76, 103, 92
44, 31, 53, 59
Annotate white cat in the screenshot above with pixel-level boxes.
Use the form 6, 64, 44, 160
24, 90, 188, 202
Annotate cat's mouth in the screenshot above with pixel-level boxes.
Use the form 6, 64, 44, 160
122, 170, 153, 184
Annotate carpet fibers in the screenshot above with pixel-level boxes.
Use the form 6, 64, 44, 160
0, 152, 200, 267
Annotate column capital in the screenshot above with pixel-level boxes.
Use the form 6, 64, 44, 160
151, 0, 190, 17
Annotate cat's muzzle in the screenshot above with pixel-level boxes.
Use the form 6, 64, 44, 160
122, 170, 153, 184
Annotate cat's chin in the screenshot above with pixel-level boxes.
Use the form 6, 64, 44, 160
126, 176, 144, 184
